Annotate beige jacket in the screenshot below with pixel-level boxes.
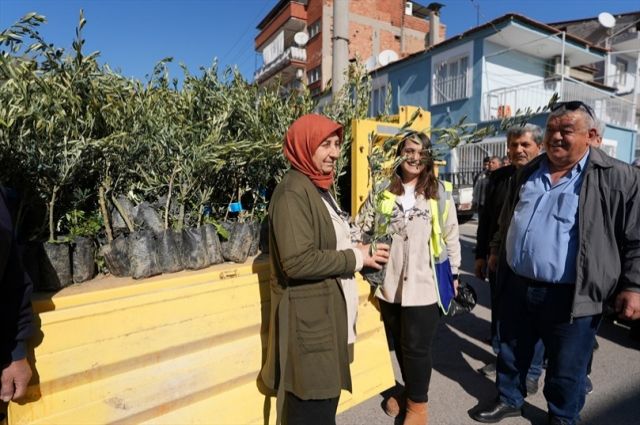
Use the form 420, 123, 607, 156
357, 189, 461, 307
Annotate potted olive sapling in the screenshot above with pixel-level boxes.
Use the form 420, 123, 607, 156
356, 125, 414, 287
220, 185, 254, 264
59, 208, 101, 283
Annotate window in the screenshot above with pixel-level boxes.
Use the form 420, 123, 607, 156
433, 55, 470, 104
615, 58, 628, 87
308, 20, 321, 39
307, 66, 321, 84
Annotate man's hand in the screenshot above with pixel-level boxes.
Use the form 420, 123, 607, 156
1, 358, 32, 402
488, 254, 498, 273
474, 259, 486, 280
453, 279, 459, 296
614, 291, 640, 321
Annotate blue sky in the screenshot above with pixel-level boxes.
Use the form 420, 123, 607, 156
1, 0, 638, 82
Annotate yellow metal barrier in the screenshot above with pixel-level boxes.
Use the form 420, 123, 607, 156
8, 258, 394, 424
351, 106, 431, 216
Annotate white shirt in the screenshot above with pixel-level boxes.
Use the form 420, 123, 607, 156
398, 183, 417, 216
320, 195, 362, 344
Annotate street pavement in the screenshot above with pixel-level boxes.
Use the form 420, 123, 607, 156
338, 219, 640, 425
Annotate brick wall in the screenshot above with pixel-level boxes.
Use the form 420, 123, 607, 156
349, 22, 374, 61
255, 0, 447, 91
306, 0, 324, 71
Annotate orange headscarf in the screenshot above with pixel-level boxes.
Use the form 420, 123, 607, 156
284, 114, 343, 190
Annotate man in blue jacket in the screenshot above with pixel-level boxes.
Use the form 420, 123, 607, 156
472, 101, 640, 425
0, 187, 33, 405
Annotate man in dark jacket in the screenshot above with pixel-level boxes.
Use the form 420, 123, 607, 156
474, 124, 544, 394
0, 188, 33, 404
472, 101, 640, 425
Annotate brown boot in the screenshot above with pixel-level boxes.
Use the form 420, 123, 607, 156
403, 399, 428, 425
383, 390, 405, 417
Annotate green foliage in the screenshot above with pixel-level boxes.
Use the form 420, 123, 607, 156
58, 209, 102, 240
322, 62, 372, 207
202, 216, 230, 239
0, 12, 313, 242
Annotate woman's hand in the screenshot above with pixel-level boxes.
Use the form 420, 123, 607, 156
359, 243, 390, 270
454, 279, 459, 296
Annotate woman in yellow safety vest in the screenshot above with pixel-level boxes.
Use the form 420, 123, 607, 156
357, 131, 461, 425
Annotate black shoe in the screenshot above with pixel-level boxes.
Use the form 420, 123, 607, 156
471, 400, 523, 423
526, 377, 539, 395
478, 362, 497, 378
585, 375, 593, 395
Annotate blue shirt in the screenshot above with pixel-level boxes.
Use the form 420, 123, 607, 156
506, 150, 590, 283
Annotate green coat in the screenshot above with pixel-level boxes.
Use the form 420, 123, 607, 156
261, 169, 356, 403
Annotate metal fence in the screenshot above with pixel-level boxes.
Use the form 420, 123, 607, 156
442, 139, 507, 187
482, 76, 636, 129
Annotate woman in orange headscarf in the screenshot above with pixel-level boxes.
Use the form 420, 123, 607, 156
261, 114, 389, 425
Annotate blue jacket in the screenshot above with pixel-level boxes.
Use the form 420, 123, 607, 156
0, 188, 33, 365
492, 148, 640, 318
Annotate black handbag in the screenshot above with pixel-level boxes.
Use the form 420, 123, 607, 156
447, 278, 477, 317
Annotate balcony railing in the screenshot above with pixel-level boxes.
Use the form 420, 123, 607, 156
482, 76, 636, 129
254, 46, 306, 83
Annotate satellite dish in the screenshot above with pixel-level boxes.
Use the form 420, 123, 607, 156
365, 56, 377, 71
378, 50, 399, 67
598, 12, 616, 29
294, 32, 309, 47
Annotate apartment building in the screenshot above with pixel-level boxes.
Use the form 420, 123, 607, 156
254, 0, 446, 96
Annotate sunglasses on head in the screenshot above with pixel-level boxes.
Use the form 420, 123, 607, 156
550, 101, 595, 120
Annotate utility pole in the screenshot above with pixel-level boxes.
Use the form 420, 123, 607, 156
332, 0, 349, 99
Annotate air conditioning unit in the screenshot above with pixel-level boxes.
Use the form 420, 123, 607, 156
405, 1, 413, 16
549, 55, 571, 77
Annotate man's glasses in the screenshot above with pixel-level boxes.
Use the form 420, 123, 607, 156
550, 101, 595, 120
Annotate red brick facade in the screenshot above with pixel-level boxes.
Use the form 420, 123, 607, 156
255, 0, 446, 93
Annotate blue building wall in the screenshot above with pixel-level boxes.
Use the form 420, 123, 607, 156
604, 125, 637, 163
368, 53, 428, 114
423, 38, 485, 130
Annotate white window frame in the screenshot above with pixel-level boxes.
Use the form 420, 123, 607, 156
307, 66, 321, 84
615, 58, 628, 87
431, 41, 473, 105
308, 20, 321, 40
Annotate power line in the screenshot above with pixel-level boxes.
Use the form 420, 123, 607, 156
469, 0, 480, 26
220, 0, 275, 67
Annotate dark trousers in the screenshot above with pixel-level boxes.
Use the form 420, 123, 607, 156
284, 391, 339, 425
496, 272, 600, 424
488, 270, 499, 352
379, 300, 439, 403
491, 270, 545, 381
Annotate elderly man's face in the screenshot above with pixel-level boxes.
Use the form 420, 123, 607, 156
544, 112, 596, 170
488, 158, 501, 171
508, 132, 541, 168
